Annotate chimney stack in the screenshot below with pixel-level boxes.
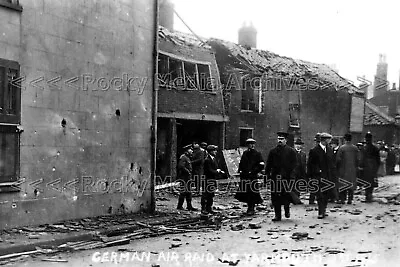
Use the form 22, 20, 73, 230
373, 53, 388, 97
159, 0, 174, 31
238, 21, 257, 49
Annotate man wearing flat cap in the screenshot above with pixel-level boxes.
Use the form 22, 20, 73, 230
359, 132, 380, 202
293, 138, 307, 201
307, 132, 337, 219
235, 138, 265, 215
265, 132, 298, 221
177, 144, 198, 211
201, 145, 224, 214
336, 133, 358, 204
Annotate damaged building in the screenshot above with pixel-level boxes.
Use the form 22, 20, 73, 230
208, 24, 365, 157
0, 0, 157, 229
156, 2, 227, 181
363, 101, 400, 144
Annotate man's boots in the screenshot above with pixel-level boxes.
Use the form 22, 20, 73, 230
272, 205, 281, 221
246, 203, 255, 215
284, 204, 290, 218
177, 195, 184, 210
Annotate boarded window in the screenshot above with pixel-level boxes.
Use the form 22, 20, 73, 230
289, 103, 300, 128
0, 59, 21, 189
241, 76, 263, 112
0, 59, 20, 124
239, 128, 253, 147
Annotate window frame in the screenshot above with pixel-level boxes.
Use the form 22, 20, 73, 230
158, 51, 214, 91
0, 58, 21, 124
0, 125, 20, 192
289, 103, 300, 128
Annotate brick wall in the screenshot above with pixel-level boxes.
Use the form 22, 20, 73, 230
0, 0, 156, 229
223, 74, 354, 159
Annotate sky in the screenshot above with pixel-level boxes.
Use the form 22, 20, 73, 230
171, 0, 400, 89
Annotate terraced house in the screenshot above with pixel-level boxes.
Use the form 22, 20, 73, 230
208, 24, 366, 158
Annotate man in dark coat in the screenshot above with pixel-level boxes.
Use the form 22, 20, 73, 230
307, 133, 321, 205
201, 145, 224, 214
386, 145, 396, 175
191, 141, 206, 194
360, 132, 380, 202
265, 132, 298, 221
177, 144, 198, 211
307, 132, 337, 219
336, 133, 358, 204
235, 138, 265, 215
330, 137, 340, 202
293, 138, 307, 201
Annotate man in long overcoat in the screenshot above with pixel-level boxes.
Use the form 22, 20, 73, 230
336, 133, 358, 204
307, 133, 321, 205
235, 138, 265, 215
191, 141, 206, 194
177, 144, 198, 211
307, 132, 337, 219
360, 132, 380, 202
201, 145, 224, 214
265, 132, 298, 221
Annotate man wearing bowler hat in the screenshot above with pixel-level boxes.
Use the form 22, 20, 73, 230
201, 145, 224, 214
265, 131, 298, 221
235, 138, 265, 215
307, 132, 337, 219
177, 144, 198, 211
336, 133, 358, 204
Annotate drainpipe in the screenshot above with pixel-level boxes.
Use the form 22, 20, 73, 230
150, 0, 159, 213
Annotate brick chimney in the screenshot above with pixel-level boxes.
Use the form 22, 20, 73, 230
159, 0, 174, 31
373, 54, 388, 97
238, 21, 257, 48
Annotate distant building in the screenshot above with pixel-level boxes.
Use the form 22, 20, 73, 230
364, 101, 400, 144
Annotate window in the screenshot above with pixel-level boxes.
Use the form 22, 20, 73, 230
241, 75, 263, 113
289, 103, 300, 128
157, 52, 213, 91
197, 64, 212, 90
0, 125, 19, 186
0, 58, 21, 190
239, 128, 253, 147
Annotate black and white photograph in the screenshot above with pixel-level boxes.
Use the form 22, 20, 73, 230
0, 0, 399, 266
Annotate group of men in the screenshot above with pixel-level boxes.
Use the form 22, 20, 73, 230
176, 141, 225, 214
235, 131, 380, 221
176, 131, 381, 221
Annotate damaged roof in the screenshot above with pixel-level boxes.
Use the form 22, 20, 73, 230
364, 101, 394, 125
208, 38, 362, 93
158, 26, 211, 50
